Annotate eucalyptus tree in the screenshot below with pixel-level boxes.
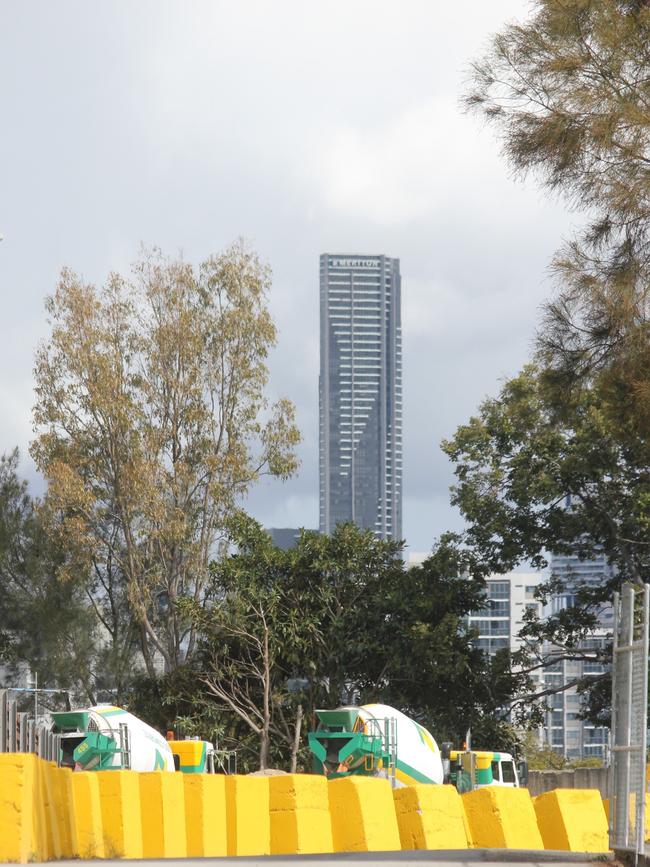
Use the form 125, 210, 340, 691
32, 242, 300, 675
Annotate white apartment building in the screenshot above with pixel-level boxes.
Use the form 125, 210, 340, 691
466, 563, 611, 761
467, 571, 544, 655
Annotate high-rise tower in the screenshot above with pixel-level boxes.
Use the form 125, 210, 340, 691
319, 253, 402, 540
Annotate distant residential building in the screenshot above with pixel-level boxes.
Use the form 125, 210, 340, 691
467, 556, 612, 761
267, 527, 314, 550
467, 572, 544, 655
548, 548, 615, 628
319, 253, 402, 541
541, 549, 613, 761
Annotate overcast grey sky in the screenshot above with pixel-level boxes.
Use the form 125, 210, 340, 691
0, 1, 572, 554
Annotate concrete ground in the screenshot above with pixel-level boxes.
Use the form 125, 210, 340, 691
53, 850, 617, 867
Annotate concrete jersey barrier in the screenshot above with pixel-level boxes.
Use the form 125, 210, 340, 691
0, 752, 613, 863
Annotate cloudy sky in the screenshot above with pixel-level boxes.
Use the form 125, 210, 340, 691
0, 1, 572, 554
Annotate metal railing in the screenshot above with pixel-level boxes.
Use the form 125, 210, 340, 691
609, 584, 649, 861
0, 689, 61, 761
364, 716, 397, 787
1, 689, 237, 774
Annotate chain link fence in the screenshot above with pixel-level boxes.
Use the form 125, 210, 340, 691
609, 583, 649, 858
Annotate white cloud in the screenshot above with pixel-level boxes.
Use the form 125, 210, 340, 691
306, 100, 498, 225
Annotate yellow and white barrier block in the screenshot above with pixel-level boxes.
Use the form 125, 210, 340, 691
183, 773, 228, 857
95, 769, 143, 859
225, 774, 270, 856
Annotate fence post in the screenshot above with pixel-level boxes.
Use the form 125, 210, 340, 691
0, 690, 7, 752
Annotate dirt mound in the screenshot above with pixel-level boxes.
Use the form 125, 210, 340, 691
247, 768, 289, 776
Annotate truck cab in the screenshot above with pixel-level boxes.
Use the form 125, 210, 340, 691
447, 749, 527, 791
486, 753, 519, 787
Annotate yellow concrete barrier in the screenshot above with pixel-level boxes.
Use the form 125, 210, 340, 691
52, 766, 76, 858
32, 755, 50, 861
71, 771, 105, 859
603, 793, 650, 842
534, 788, 608, 852
183, 774, 228, 857
394, 784, 469, 850
0, 753, 42, 863
96, 769, 143, 858
328, 776, 401, 852
225, 775, 270, 856
40, 760, 63, 859
269, 773, 333, 855
139, 772, 187, 858
462, 787, 544, 849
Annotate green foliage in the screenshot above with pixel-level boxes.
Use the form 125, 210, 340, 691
177, 518, 538, 770
0, 449, 136, 705
466, 0, 650, 400
569, 757, 604, 769
31, 242, 300, 675
520, 733, 568, 770
462, 0, 650, 733
521, 730, 605, 771
443, 364, 650, 586
442, 363, 650, 719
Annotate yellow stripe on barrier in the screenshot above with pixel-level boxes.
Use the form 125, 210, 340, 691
40, 760, 63, 859
269, 773, 333, 855
183, 774, 228, 856
0, 753, 41, 863
394, 783, 469, 850
328, 776, 401, 852
139, 772, 187, 858
71, 771, 105, 859
53, 766, 76, 858
96, 769, 143, 858
225, 775, 270, 856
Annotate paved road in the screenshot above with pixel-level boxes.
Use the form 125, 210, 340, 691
54, 850, 615, 867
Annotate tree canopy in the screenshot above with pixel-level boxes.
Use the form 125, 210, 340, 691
462, 0, 650, 726
171, 519, 532, 771
466, 0, 650, 400
31, 242, 300, 676
0, 449, 136, 705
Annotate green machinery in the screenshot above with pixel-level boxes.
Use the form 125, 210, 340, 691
52, 710, 131, 771
308, 708, 398, 783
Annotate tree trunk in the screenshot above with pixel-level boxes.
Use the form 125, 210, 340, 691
260, 726, 270, 770
290, 704, 303, 773
260, 623, 270, 770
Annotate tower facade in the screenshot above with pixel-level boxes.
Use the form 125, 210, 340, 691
319, 253, 402, 540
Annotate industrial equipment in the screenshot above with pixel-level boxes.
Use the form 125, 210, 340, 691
308, 702, 444, 787
52, 705, 176, 772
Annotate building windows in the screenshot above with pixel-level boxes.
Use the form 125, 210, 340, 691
320, 253, 401, 541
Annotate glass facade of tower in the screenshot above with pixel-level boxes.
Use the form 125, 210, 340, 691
319, 254, 402, 540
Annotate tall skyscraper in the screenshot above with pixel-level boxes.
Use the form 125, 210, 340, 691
319, 253, 402, 540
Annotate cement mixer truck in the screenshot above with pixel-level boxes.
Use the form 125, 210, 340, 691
51, 705, 232, 774
308, 703, 444, 787
52, 706, 176, 772
307, 703, 526, 790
